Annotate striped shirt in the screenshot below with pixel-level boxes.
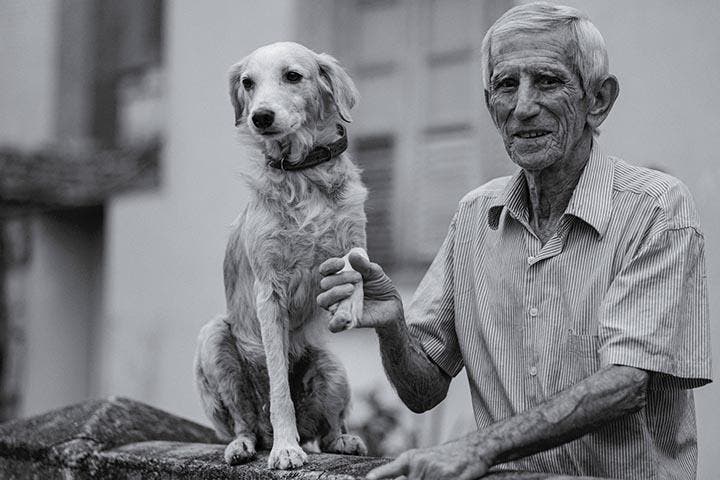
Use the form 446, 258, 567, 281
407, 142, 712, 479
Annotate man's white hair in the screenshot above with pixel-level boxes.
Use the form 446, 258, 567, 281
481, 2, 609, 95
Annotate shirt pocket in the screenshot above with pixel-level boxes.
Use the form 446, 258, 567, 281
559, 334, 601, 389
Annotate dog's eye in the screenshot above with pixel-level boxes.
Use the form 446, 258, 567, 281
241, 78, 254, 90
285, 71, 302, 83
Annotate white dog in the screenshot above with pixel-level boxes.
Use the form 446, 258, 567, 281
194, 42, 368, 470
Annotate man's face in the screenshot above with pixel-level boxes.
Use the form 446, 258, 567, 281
486, 30, 591, 172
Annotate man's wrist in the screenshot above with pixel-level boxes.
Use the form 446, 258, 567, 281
374, 307, 405, 339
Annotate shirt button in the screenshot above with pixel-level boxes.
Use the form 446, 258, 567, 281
527, 256, 535, 265
529, 307, 539, 317
529, 366, 538, 376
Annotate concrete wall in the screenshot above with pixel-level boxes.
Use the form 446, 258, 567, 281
0, 0, 57, 148
100, 0, 297, 419
0, 1, 100, 416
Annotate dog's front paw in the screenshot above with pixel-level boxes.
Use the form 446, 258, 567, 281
322, 434, 368, 456
224, 436, 257, 464
328, 281, 364, 332
267, 442, 307, 469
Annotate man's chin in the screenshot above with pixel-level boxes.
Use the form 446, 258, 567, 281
508, 151, 557, 172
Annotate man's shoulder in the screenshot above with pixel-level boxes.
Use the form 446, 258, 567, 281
458, 175, 513, 207
611, 157, 700, 230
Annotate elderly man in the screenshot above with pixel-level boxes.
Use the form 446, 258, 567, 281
318, 3, 711, 479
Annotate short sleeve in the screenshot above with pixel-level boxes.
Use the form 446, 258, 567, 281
407, 214, 463, 377
598, 225, 712, 389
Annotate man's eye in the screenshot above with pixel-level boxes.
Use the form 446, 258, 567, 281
538, 76, 561, 87
494, 78, 517, 90
241, 78, 254, 90
285, 71, 303, 83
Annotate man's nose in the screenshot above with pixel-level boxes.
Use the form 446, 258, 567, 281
513, 82, 541, 120
252, 109, 275, 129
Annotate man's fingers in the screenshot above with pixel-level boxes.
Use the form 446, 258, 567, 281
348, 252, 379, 278
366, 456, 408, 480
320, 270, 362, 291
319, 257, 345, 276
317, 284, 354, 310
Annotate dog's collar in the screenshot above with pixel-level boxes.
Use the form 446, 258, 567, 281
265, 125, 347, 171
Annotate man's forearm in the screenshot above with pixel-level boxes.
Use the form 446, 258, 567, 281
465, 364, 649, 466
375, 318, 451, 413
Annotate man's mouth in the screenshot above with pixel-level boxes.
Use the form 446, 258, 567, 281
514, 130, 551, 139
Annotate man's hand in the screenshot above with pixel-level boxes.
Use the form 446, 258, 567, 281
366, 438, 493, 480
317, 252, 403, 330
367, 365, 648, 479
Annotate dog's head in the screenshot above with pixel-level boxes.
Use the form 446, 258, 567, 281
229, 42, 358, 143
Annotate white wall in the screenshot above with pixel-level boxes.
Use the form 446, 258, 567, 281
0, 0, 57, 148
0, 0, 97, 416
101, 0, 298, 419
23, 210, 103, 416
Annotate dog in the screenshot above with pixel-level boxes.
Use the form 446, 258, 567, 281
194, 42, 369, 470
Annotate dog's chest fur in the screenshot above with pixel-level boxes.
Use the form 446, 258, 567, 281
226, 157, 367, 334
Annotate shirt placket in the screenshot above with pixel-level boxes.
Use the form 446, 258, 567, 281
523, 229, 542, 409
523, 217, 573, 408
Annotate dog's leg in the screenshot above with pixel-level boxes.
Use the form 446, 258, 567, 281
328, 247, 367, 333
297, 348, 367, 456
194, 315, 260, 464
321, 421, 368, 456
255, 280, 308, 469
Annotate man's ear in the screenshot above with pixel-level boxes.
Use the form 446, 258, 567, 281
587, 74, 619, 131
316, 52, 359, 123
228, 60, 247, 127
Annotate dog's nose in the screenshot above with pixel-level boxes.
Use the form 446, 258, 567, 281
252, 109, 275, 129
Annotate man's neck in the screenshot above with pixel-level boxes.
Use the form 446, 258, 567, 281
524, 134, 593, 244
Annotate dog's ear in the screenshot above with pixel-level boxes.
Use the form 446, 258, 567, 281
228, 60, 247, 127
316, 52, 359, 123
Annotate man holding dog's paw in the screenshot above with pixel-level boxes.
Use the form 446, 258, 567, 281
317, 3, 711, 479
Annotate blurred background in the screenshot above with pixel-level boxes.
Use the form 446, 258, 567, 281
1, 0, 719, 476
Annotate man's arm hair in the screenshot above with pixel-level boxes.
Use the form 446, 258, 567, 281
366, 364, 648, 480
471, 364, 648, 465
376, 318, 451, 413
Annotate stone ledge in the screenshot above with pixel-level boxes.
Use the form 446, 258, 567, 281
0, 141, 160, 214
0, 397, 605, 479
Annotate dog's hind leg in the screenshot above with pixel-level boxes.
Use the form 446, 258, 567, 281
292, 347, 367, 456
194, 315, 261, 464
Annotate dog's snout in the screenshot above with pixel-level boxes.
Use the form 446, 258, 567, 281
252, 109, 275, 129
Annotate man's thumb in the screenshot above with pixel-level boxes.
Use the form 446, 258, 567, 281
348, 251, 378, 278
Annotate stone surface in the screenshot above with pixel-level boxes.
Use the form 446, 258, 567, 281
0, 141, 160, 212
0, 396, 219, 461
0, 397, 606, 479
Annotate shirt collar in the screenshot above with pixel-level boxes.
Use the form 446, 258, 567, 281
488, 168, 529, 230
487, 141, 614, 238
564, 141, 614, 238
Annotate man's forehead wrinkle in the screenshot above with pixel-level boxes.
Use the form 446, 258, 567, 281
490, 29, 576, 75
491, 57, 574, 81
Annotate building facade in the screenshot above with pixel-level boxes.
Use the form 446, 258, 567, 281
2, 0, 719, 476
